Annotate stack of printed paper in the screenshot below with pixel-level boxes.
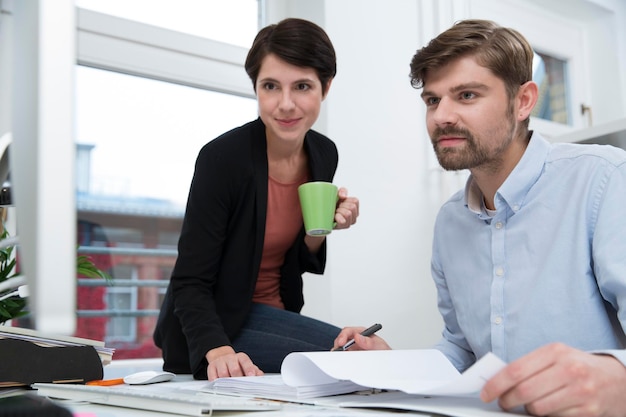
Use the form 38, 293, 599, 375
203, 349, 506, 401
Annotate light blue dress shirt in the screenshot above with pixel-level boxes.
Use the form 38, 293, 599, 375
432, 132, 626, 372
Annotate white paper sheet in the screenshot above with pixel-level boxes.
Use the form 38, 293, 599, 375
281, 350, 506, 396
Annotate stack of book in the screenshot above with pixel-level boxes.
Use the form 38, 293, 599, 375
0, 326, 114, 386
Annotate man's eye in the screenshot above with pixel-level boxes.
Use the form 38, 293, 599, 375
425, 97, 440, 105
461, 92, 476, 100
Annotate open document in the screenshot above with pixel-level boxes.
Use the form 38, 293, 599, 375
203, 349, 506, 401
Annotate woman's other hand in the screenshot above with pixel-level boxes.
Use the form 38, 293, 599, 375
206, 346, 264, 381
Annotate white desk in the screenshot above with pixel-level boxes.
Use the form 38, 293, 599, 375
101, 358, 166, 379
43, 360, 396, 417
64, 401, 397, 417
40, 360, 515, 417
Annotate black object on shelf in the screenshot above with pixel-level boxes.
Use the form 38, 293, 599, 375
0, 338, 103, 385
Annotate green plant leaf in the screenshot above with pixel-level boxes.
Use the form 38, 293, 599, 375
0, 304, 11, 319
0, 258, 16, 281
0, 227, 113, 323
77, 253, 112, 281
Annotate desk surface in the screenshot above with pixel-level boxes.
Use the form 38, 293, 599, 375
101, 358, 165, 379
40, 359, 512, 417
47, 360, 397, 417
64, 401, 396, 417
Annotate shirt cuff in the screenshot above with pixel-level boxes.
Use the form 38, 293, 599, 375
591, 349, 626, 367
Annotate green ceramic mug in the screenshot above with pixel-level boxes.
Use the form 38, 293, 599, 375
298, 181, 338, 236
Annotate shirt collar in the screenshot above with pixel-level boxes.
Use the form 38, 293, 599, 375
464, 132, 551, 216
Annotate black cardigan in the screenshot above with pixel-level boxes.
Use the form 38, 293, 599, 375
153, 118, 338, 378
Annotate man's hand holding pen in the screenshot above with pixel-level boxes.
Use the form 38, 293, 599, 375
332, 323, 391, 351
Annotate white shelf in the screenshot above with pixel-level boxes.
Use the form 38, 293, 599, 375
550, 118, 626, 147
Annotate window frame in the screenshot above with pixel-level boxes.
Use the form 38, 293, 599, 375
77, 8, 256, 99
74, 6, 261, 353
106, 282, 138, 343
468, 0, 588, 137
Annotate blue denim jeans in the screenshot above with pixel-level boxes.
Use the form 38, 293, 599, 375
231, 303, 341, 373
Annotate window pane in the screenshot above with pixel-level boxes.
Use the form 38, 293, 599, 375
76, 66, 257, 206
75, 0, 259, 48
532, 51, 571, 125
75, 66, 258, 358
107, 289, 135, 341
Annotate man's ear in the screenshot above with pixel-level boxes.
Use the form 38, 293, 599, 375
516, 81, 538, 122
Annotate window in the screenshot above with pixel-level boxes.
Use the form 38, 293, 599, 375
75, 0, 259, 47
468, 0, 589, 135
76, 66, 257, 205
106, 264, 138, 342
532, 51, 570, 125
75, 5, 259, 358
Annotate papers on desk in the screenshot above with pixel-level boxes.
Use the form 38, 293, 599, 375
204, 374, 366, 400
204, 349, 507, 401
337, 390, 519, 417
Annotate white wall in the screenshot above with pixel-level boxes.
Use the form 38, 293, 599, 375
320, 0, 444, 348
265, 0, 626, 350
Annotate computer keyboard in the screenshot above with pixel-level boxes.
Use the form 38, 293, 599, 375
33, 382, 281, 416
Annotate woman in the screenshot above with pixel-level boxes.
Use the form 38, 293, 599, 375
154, 18, 359, 381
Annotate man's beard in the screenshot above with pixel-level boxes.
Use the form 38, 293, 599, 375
432, 127, 487, 171
431, 122, 516, 172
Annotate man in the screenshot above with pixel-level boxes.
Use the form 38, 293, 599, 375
334, 19, 626, 416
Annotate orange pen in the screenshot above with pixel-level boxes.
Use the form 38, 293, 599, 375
86, 378, 125, 386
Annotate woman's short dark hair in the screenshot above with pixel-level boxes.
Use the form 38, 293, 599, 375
245, 18, 336, 96
409, 19, 534, 101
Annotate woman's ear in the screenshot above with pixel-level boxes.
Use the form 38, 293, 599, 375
516, 81, 538, 122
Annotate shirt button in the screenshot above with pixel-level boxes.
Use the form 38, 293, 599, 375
495, 267, 504, 276
494, 316, 503, 325
495, 221, 503, 229
512, 204, 520, 211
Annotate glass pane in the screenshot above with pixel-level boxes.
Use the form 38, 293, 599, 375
75, 66, 258, 358
75, 0, 259, 48
532, 51, 571, 125
106, 290, 134, 340
76, 66, 257, 206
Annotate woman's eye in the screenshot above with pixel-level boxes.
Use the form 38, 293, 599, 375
262, 82, 277, 90
296, 83, 310, 91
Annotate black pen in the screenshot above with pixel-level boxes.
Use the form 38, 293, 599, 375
331, 323, 382, 351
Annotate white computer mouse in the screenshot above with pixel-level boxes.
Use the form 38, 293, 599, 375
123, 370, 175, 385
